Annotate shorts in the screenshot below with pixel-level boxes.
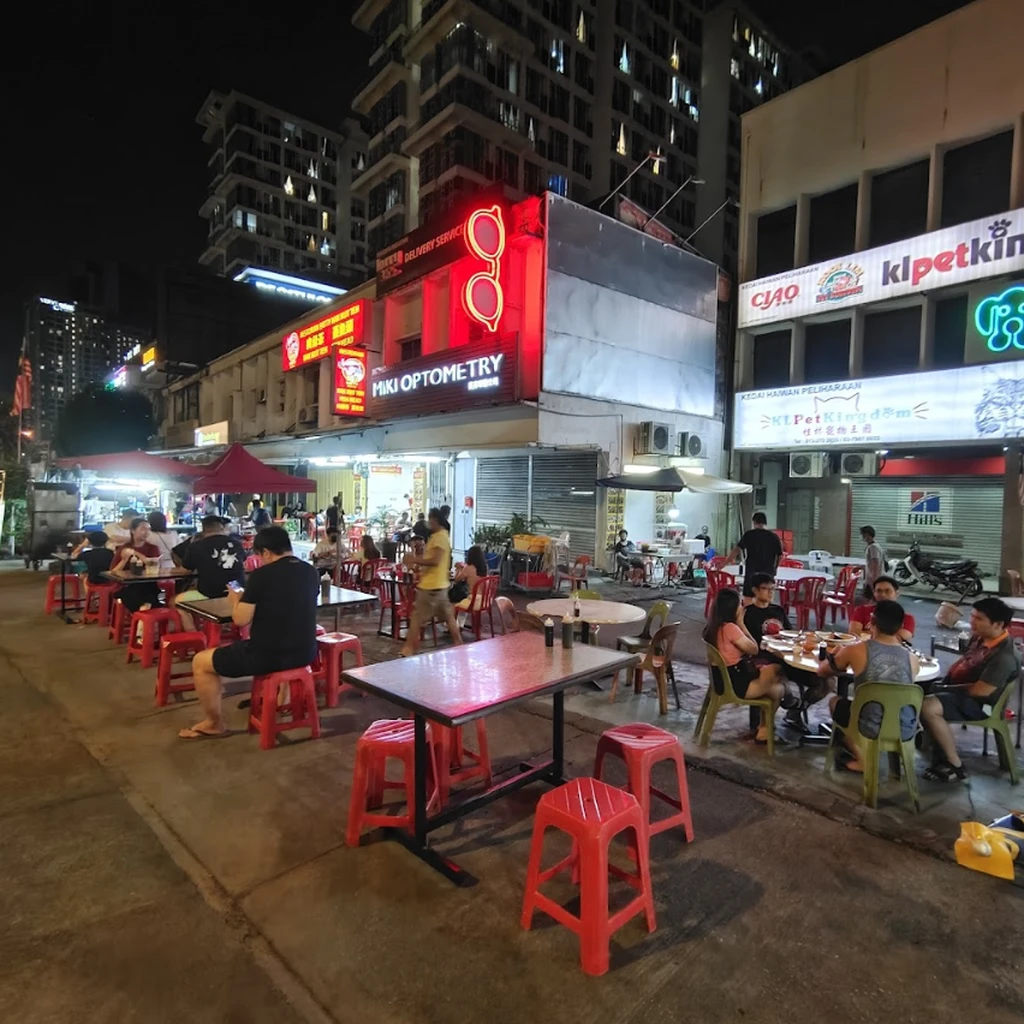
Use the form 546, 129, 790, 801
415, 587, 453, 622
212, 641, 311, 680
936, 690, 989, 722
834, 695, 918, 740
726, 661, 757, 699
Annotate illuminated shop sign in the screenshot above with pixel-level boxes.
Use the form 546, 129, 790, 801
332, 346, 367, 417
108, 365, 128, 389
739, 208, 1024, 329
462, 205, 506, 333
141, 345, 158, 371
733, 359, 1024, 449
966, 280, 1024, 364
375, 189, 510, 297
39, 296, 76, 313
233, 268, 347, 305
370, 336, 517, 418
194, 421, 229, 447
282, 300, 365, 372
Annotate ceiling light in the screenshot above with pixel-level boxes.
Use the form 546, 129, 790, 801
623, 464, 659, 474
876, 449, 889, 455
840, 477, 852, 484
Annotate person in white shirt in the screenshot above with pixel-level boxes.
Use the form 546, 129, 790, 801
147, 511, 178, 569
310, 528, 346, 563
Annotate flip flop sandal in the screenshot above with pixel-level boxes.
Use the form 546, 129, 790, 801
923, 762, 967, 782
178, 726, 231, 740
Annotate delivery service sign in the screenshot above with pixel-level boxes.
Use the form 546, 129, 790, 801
738, 209, 1024, 329
733, 360, 1024, 450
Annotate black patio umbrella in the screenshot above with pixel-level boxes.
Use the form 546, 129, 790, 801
596, 468, 686, 491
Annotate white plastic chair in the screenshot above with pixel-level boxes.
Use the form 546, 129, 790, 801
807, 549, 833, 574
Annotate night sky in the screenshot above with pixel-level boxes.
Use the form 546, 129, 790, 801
0, 0, 972, 390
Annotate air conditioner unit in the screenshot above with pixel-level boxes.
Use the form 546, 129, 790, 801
677, 431, 705, 458
636, 421, 673, 456
299, 404, 318, 425
840, 452, 879, 477
789, 452, 828, 478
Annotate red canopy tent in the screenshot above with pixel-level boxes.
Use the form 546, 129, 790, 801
56, 450, 202, 480
189, 443, 316, 494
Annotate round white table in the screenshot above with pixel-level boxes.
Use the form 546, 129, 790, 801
722, 565, 832, 583
527, 598, 646, 626
763, 639, 941, 683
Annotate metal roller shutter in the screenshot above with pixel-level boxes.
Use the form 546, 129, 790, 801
475, 456, 530, 528
530, 452, 599, 559
850, 477, 1003, 581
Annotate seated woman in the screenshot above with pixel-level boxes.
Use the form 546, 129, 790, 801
112, 518, 163, 613
358, 534, 381, 564
451, 545, 489, 613
702, 587, 792, 744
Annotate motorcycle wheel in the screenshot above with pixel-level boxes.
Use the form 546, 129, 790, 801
892, 565, 913, 585
962, 577, 983, 598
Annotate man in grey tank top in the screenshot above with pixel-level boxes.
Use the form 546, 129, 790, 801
817, 600, 921, 771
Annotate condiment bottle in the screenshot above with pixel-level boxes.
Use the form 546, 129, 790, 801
561, 612, 574, 649
543, 617, 554, 647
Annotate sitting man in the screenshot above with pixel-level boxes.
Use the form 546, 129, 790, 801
745, 572, 829, 731
849, 575, 915, 642
818, 599, 920, 771
311, 527, 345, 563
613, 529, 644, 581
920, 596, 1020, 782
172, 515, 246, 631
179, 526, 319, 740
71, 530, 115, 585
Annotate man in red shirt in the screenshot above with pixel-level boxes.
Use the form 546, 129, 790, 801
849, 575, 915, 642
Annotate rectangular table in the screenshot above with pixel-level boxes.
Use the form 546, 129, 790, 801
179, 584, 376, 632
342, 633, 638, 886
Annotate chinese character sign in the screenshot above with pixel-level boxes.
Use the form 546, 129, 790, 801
282, 300, 365, 372
333, 346, 367, 417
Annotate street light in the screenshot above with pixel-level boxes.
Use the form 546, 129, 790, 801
20, 429, 33, 439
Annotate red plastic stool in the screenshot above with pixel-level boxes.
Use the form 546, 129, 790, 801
314, 632, 364, 708
126, 608, 180, 668
433, 721, 492, 807
156, 579, 177, 604
200, 620, 248, 649
346, 719, 440, 846
45, 573, 83, 614
109, 599, 131, 645
83, 581, 119, 626
154, 631, 207, 706
521, 777, 656, 976
248, 666, 320, 750
594, 723, 694, 843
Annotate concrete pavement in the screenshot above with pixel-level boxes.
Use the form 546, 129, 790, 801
2, 564, 1023, 1024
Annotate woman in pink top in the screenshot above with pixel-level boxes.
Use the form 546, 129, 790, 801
702, 586, 790, 743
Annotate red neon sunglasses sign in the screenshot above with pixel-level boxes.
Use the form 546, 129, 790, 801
462, 205, 506, 333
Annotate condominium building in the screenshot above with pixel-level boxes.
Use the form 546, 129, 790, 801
350, 0, 809, 271
24, 297, 149, 443
197, 91, 369, 284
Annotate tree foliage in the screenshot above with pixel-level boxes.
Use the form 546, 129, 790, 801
54, 384, 155, 457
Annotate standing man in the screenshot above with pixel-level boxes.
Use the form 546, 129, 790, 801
326, 494, 343, 532
178, 526, 319, 740
250, 499, 272, 528
726, 512, 783, 599
860, 525, 885, 600
400, 507, 462, 657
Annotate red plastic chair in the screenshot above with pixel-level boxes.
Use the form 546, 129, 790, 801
248, 666, 320, 750
593, 723, 694, 843
520, 777, 656, 976
82, 580, 120, 626
779, 558, 804, 569
346, 719, 440, 846
704, 568, 737, 617
824, 564, 860, 601
359, 558, 390, 592
556, 555, 591, 593
314, 632, 364, 707
44, 573, 83, 614
336, 559, 361, 588
790, 576, 827, 631
154, 631, 206, 706
383, 578, 438, 646
126, 608, 181, 669
706, 555, 728, 571
821, 570, 862, 625
459, 575, 500, 641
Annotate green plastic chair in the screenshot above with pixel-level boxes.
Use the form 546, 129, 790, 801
948, 680, 1019, 785
575, 590, 603, 601
617, 600, 671, 656
825, 682, 924, 811
696, 643, 776, 756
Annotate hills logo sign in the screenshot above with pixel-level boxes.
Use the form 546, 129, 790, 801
901, 488, 952, 534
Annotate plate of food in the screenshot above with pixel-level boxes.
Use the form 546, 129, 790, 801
815, 630, 857, 643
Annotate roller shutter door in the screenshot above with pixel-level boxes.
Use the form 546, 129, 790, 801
850, 477, 1002, 582
530, 452, 599, 559
475, 456, 530, 529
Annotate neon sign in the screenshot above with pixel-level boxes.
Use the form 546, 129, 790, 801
974, 285, 1024, 353
282, 300, 365, 372
462, 205, 505, 333
332, 346, 367, 417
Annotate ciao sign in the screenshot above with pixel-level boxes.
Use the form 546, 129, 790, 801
750, 283, 800, 311
370, 337, 517, 418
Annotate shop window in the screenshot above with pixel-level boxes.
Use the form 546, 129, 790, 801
755, 204, 796, 277
808, 184, 857, 264
862, 306, 921, 377
934, 295, 967, 368
941, 131, 1013, 228
400, 337, 421, 362
752, 329, 791, 388
804, 319, 850, 384
869, 159, 928, 248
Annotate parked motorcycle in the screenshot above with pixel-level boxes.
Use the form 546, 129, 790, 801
891, 540, 983, 601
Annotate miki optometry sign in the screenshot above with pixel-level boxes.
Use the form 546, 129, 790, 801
369, 337, 517, 418
739, 208, 1024, 329
282, 300, 365, 371
733, 360, 1024, 450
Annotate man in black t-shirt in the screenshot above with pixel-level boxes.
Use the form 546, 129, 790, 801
726, 512, 783, 598
174, 516, 246, 599
72, 531, 114, 584
179, 526, 319, 740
